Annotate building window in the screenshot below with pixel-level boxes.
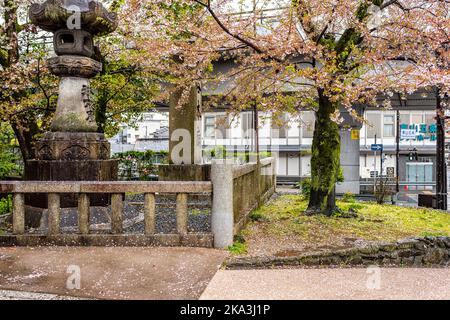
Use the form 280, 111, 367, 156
425, 113, 435, 126
215, 115, 228, 139
411, 113, 423, 124
204, 116, 215, 139
383, 115, 395, 137
407, 163, 433, 183
271, 113, 287, 138
301, 111, 315, 138
366, 113, 381, 138
399, 112, 410, 126
242, 112, 254, 139
143, 114, 154, 121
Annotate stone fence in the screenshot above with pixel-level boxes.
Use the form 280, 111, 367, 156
0, 157, 276, 249
0, 181, 213, 247
211, 157, 276, 248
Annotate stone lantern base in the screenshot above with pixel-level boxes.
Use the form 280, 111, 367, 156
24, 132, 118, 208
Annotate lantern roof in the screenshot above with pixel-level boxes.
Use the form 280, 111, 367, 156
29, 0, 118, 36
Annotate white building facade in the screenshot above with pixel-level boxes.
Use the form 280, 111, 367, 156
110, 92, 441, 194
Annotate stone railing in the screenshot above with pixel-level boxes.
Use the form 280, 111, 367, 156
0, 181, 213, 247
210, 157, 276, 248
0, 158, 276, 249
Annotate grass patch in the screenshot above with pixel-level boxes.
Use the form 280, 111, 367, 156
249, 210, 265, 222
228, 235, 248, 255
190, 208, 209, 216
238, 195, 450, 256
228, 241, 247, 255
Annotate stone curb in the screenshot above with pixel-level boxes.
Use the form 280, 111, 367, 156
225, 236, 450, 269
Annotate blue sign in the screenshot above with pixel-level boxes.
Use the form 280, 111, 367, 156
371, 144, 383, 151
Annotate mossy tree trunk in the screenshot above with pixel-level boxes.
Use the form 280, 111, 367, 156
307, 88, 341, 216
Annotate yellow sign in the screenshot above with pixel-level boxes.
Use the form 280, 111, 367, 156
351, 129, 360, 140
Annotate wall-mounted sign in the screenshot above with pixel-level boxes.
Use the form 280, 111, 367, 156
387, 167, 395, 177
350, 129, 360, 140
400, 123, 436, 141
400, 128, 416, 139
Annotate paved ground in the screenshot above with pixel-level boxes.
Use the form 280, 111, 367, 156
0, 246, 226, 300
200, 268, 450, 300
0, 289, 85, 300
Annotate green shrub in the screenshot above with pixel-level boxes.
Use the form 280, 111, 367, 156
342, 192, 356, 203
0, 195, 12, 215
228, 242, 247, 255
113, 150, 168, 180
204, 147, 271, 163
228, 234, 247, 255
299, 178, 311, 198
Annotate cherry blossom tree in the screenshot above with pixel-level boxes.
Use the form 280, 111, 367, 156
120, 0, 449, 214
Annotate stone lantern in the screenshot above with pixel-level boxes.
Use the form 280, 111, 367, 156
26, 0, 119, 209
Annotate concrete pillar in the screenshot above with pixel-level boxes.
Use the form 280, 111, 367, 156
169, 85, 202, 165
211, 160, 234, 248
336, 128, 360, 194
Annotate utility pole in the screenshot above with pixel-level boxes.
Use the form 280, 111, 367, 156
436, 87, 447, 210
373, 134, 377, 194
396, 109, 400, 193
396, 93, 405, 195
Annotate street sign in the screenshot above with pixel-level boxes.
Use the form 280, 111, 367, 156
371, 144, 383, 151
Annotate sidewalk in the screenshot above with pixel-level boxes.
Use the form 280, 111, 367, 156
200, 268, 450, 300
0, 246, 226, 300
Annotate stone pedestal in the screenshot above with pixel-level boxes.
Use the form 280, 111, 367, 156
158, 164, 211, 181
25, 132, 118, 208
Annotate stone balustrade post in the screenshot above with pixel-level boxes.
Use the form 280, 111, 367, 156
111, 193, 123, 234
48, 193, 61, 235
176, 193, 188, 235
144, 193, 156, 235
78, 193, 90, 234
12, 193, 25, 235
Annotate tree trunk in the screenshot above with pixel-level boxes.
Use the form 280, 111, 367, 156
306, 89, 341, 216
10, 117, 39, 161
